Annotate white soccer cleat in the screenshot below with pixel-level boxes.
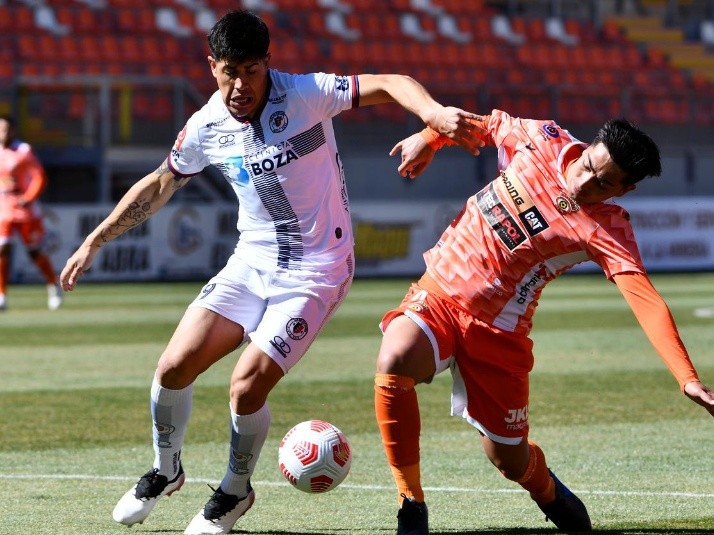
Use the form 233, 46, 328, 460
47, 284, 63, 311
0, 294, 6, 311
184, 484, 255, 535
112, 465, 185, 526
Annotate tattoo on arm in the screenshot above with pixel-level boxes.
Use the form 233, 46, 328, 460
171, 176, 191, 191
154, 160, 190, 191
99, 201, 151, 244
154, 160, 170, 175
97, 160, 190, 244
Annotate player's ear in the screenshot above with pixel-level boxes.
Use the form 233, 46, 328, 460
207, 56, 218, 75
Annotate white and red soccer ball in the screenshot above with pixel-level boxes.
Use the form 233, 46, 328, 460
278, 419, 352, 493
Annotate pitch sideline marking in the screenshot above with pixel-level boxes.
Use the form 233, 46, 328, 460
1, 473, 713, 499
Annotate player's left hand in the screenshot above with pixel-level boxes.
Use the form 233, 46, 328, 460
684, 380, 714, 417
389, 133, 435, 179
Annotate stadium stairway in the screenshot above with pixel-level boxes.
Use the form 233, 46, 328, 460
612, 13, 714, 83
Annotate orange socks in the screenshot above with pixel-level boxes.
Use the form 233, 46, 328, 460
0, 257, 7, 295
517, 440, 556, 505
374, 373, 424, 503
33, 253, 58, 285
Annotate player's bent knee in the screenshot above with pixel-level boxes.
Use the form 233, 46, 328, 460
155, 355, 201, 390
229, 377, 270, 414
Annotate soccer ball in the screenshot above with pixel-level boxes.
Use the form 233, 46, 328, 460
278, 419, 352, 493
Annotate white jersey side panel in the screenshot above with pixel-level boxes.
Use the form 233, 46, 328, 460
168, 70, 358, 270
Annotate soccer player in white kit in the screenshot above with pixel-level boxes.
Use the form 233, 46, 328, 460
60, 9, 481, 535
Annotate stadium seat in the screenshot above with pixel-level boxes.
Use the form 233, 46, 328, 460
115, 8, 157, 33
12, 6, 36, 33
4, 0, 714, 130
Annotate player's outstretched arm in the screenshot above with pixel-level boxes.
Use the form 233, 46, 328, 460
60, 160, 190, 291
684, 381, 714, 417
356, 73, 484, 153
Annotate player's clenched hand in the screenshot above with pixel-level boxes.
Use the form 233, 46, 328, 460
428, 106, 485, 155
389, 133, 435, 179
60, 244, 100, 291
684, 380, 714, 417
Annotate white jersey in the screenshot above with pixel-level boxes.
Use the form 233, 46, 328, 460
168, 70, 359, 270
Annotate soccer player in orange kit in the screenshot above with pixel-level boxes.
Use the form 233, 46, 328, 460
0, 115, 62, 311
375, 110, 714, 534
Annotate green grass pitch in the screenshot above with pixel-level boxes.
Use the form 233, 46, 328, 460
1, 274, 713, 534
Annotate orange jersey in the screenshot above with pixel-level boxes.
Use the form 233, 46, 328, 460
0, 139, 47, 223
423, 110, 645, 336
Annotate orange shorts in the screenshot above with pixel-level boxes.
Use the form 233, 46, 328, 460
0, 216, 46, 248
381, 279, 534, 445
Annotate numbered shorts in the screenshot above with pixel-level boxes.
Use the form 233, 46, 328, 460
0, 216, 46, 248
381, 281, 534, 445
189, 253, 353, 374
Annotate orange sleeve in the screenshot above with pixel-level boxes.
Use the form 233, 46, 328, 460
18, 154, 47, 204
613, 272, 699, 390
418, 115, 491, 151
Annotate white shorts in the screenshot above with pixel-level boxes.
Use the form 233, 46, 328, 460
188, 253, 354, 373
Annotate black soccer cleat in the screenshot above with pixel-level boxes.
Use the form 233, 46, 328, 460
538, 469, 592, 533
397, 493, 429, 535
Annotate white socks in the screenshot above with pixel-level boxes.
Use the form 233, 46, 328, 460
220, 403, 271, 497
150, 376, 193, 478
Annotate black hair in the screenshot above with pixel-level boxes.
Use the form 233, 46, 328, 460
592, 118, 661, 184
207, 10, 270, 63
0, 115, 16, 128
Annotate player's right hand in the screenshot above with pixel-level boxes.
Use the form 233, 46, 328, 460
60, 244, 99, 291
428, 106, 485, 155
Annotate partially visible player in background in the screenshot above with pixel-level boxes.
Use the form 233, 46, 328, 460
376, 110, 714, 534
0, 115, 62, 311
60, 9, 481, 535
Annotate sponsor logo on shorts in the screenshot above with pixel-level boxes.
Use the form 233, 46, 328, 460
270, 336, 292, 358
199, 283, 216, 299
504, 406, 529, 431
286, 317, 308, 340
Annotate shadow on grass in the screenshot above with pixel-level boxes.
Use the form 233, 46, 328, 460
429, 530, 714, 535
136, 531, 714, 535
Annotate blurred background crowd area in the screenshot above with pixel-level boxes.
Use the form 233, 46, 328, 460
0, 0, 713, 202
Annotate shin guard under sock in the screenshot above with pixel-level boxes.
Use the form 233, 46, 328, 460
375, 373, 424, 503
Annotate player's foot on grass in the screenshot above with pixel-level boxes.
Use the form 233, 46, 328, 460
397, 493, 428, 535
538, 469, 592, 533
0, 294, 6, 311
112, 464, 185, 526
184, 482, 255, 535
47, 283, 63, 310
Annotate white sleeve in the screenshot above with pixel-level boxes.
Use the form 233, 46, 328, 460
167, 117, 209, 177
294, 72, 358, 119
